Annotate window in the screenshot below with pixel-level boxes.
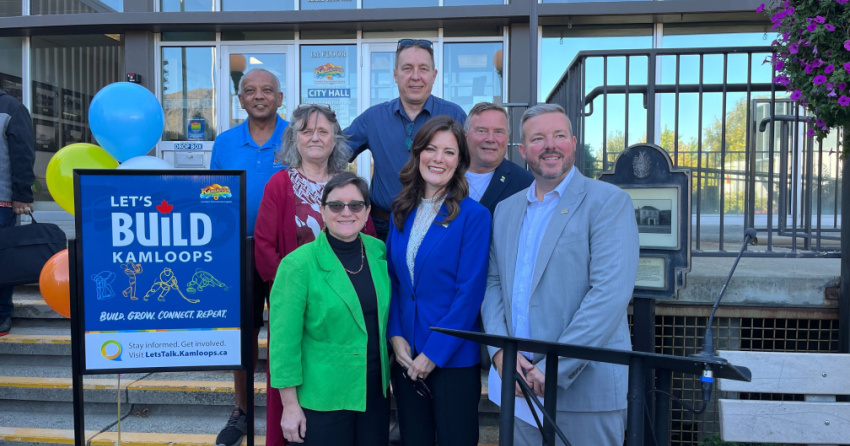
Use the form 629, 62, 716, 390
442, 42, 503, 114
161, 47, 217, 141
31, 34, 123, 203
31, 0, 122, 14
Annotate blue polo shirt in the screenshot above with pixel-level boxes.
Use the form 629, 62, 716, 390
345, 95, 466, 212
210, 115, 288, 235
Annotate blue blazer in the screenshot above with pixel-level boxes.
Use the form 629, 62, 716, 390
387, 196, 492, 368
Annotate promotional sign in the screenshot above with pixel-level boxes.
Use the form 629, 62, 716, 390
300, 45, 358, 127
75, 170, 245, 371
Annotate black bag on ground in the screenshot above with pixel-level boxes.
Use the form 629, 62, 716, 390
0, 214, 67, 286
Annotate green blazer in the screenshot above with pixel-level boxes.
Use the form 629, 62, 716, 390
269, 232, 391, 412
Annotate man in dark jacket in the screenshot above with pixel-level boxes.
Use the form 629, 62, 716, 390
0, 88, 35, 336
464, 102, 533, 215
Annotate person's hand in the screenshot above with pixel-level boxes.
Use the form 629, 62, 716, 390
523, 363, 546, 398
408, 352, 436, 381
390, 336, 413, 370
280, 387, 306, 443
493, 349, 534, 397
11, 201, 33, 215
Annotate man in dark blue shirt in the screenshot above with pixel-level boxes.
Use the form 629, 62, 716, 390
346, 39, 466, 240
210, 68, 288, 446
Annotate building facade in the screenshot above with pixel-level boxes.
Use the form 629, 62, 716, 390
0, 0, 765, 214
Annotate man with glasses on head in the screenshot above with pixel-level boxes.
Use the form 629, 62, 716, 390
210, 67, 289, 446
345, 38, 467, 241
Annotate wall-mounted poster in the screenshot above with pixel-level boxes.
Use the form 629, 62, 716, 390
34, 118, 57, 152
62, 89, 84, 122
75, 171, 246, 372
300, 45, 358, 128
625, 186, 680, 250
33, 81, 57, 117
1, 74, 23, 102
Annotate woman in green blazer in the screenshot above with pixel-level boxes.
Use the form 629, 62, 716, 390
269, 172, 391, 446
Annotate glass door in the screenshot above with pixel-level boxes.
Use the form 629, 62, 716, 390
220, 45, 296, 132
355, 43, 398, 180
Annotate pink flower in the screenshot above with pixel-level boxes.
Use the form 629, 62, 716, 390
812, 58, 824, 67
844, 62, 850, 73
804, 64, 815, 74
776, 60, 785, 70
756, 3, 765, 12
791, 90, 803, 100
825, 24, 836, 31
774, 75, 790, 86
789, 43, 799, 54
806, 23, 817, 32
845, 40, 850, 51
839, 96, 850, 107
807, 128, 816, 137
814, 75, 827, 85
816, 118, 827, 129
826, 64, 835, 74
839, 0, 849, 4
839, 83, 848, 91
814, 16, 826, 23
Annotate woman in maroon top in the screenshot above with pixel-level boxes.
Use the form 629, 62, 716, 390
254, 103, 376, 446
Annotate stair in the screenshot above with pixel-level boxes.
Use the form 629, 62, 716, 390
1, 284, 500, 445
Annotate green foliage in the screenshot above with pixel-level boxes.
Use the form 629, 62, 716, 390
760, 0, 850, 154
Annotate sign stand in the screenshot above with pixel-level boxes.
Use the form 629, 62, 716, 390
69, 170, 252, 446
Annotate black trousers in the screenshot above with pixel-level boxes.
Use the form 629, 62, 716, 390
392, 363, 481, 446
301, 370, 390, 446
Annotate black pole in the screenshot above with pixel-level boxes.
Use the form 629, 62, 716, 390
246, 238, 255, 446
632, 297, 656, 445
626, 356, 646, 446
69, 239, 85, 446
499, 341, 518, 446
840, 155, 849, 354
654, 369, 671, 446
542, 353, 559, 445
528, 0, 538, 104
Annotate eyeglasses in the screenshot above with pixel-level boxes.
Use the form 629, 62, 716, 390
397, 39, 433, 51
324, 201, 366, 213
405, 122, 414, 151
401, 369, 433, 399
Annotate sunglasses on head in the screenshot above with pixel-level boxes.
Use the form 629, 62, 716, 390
397, 39, 433, 51
401, 369, 433, 399
324, 201, 366, 213
297, 103, 334, 113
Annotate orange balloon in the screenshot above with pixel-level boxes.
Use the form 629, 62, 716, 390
39, 250, 71, 318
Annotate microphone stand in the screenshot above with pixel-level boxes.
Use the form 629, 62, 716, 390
690, 228, 757, 411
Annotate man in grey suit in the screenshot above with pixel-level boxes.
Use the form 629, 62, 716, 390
480, 103, 639, 445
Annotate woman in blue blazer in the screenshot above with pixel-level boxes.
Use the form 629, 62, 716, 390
387, 115, 492, 446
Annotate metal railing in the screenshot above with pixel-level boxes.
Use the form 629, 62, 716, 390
546, 46, 842, 257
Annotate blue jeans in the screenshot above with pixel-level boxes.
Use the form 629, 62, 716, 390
0, 207, 15, 318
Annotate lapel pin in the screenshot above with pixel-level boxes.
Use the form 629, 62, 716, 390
500, 175, 505, 182
561, 208, 568, 214
440, 222, 449, 228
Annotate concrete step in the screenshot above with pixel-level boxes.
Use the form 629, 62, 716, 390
0, 426, 500, 446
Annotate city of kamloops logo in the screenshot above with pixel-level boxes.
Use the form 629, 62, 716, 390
101, 340, 122, 360
200, 184, 232, 200
314, 63, 344, 81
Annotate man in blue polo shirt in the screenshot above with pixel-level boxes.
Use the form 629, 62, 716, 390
209, 67, 288, 446
346, 38, 467, 241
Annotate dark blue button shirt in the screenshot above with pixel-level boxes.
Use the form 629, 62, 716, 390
210, 115, 289, 235
345, 95, 466, 212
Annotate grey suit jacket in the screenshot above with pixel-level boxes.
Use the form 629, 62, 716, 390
480, 169, 639, 412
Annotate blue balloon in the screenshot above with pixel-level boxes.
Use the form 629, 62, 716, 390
89, 82, 165, 163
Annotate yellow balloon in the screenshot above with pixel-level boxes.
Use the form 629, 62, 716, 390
46, 143, 118, 215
